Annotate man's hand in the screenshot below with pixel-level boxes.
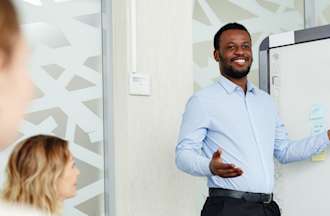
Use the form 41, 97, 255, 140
209, 149, 243, 178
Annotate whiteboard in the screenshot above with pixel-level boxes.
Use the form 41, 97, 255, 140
260, 25, 330, 216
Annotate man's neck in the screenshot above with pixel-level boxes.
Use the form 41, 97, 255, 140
222, 74, 248, 93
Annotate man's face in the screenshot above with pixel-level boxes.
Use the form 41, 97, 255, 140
214, 29, 253, 79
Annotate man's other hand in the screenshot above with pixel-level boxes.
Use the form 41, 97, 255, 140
209, 149, 243, 178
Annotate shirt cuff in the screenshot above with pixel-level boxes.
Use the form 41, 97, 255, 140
202, 158, 214, 177
321, 130, 330, 144
313, 131, 330, 155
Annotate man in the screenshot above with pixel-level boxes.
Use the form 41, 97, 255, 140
175, 23, 330, 216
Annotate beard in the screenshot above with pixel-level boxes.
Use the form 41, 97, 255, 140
219, 55, 252, 79
222, 64, 251, 79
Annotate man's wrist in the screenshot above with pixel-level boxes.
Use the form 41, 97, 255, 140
327, 130, 330, 140
209, 161, 215, 175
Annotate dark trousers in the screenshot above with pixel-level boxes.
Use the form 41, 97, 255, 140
201, 196, 281, 216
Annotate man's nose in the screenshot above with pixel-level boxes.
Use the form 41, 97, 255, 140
234, 47, 244, 55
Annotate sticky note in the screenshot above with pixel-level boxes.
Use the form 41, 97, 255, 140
309, 104, 327, 162
312, 150, 327, 161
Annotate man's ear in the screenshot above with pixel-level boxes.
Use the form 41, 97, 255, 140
213, 50, 220, 62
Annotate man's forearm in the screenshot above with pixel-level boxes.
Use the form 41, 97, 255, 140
176, 149, 213, 177
274, 131, 330, 164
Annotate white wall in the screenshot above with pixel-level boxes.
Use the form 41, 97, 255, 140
112, 0, 206, 215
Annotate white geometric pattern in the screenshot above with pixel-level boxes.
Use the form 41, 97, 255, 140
315, 1, 330, 25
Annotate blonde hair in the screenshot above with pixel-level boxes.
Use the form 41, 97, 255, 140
2, 135, 70, 214
0, 0, 21, 66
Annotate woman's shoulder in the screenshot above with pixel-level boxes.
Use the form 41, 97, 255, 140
0, 201, 46, 216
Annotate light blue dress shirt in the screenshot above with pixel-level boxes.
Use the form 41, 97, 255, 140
175, 75, 330, 193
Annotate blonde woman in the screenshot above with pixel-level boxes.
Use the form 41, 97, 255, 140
2, 135, 80, 215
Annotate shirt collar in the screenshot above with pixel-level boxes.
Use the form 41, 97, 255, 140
217, 75, 257, 95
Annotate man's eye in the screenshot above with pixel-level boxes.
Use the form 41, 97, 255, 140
242, 44, 250, 49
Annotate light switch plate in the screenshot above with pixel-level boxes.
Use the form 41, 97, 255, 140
129, 73, 151, 96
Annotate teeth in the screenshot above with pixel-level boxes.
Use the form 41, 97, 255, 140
234, 59, 245, 65
234, 59, 245, 63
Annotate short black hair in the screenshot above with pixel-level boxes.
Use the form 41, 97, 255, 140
213, 23, 250, 50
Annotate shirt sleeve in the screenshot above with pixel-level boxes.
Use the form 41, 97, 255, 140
274, 113, 330, 163
175, 96, 213, 176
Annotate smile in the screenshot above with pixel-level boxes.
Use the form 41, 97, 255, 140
232, 58, 247, 65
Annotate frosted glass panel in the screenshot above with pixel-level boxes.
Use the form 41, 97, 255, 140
0, 1, 105, 216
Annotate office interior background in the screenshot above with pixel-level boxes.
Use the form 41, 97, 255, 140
0, 0, 329, 215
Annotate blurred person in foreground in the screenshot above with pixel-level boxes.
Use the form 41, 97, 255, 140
0, 0, 39, 215
2, 135, 80, 216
